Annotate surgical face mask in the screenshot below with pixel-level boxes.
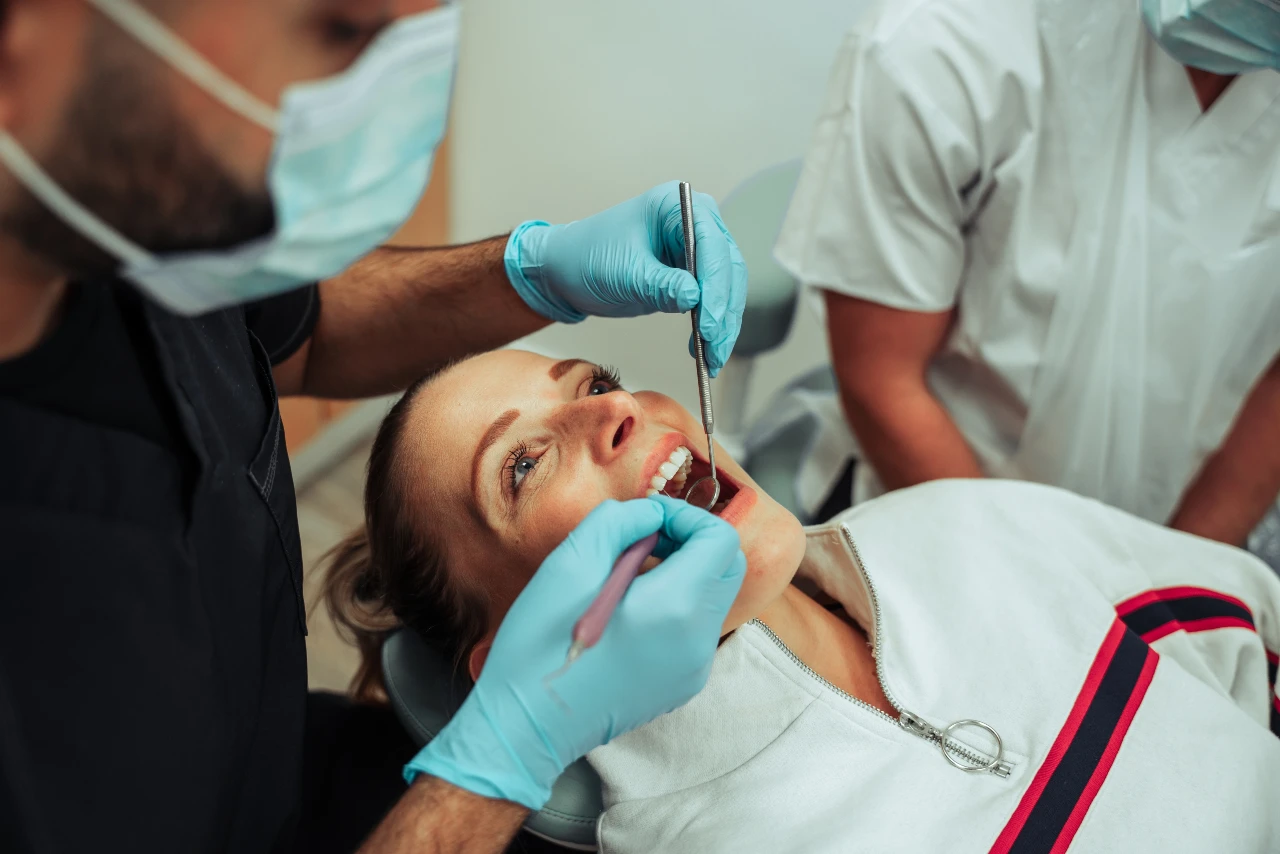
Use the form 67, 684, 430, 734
0, 0, 460, 315
1142, 0, 1280, 75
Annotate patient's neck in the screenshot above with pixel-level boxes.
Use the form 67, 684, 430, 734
754, 586, 894, 715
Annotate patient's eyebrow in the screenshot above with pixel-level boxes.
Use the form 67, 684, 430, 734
549, 358, 588, 381
472, 408, 521, 494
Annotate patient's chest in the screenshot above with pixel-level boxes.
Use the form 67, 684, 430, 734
594, 627, 1280, 853
592, 569, 1280, 854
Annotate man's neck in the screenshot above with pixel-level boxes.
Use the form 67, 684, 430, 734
754, 585, 894, 715
1186, 67, 1237, 112
0, 238, 69, 362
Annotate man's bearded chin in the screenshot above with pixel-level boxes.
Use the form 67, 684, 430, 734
0, 39, 274, 283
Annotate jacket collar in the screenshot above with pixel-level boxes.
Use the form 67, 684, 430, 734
588, 516, 876, 802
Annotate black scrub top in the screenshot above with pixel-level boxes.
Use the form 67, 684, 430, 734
0, 280, 319, 854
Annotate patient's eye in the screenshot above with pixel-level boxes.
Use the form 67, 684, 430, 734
588, 365, 623, 396
505, 442, 539, 493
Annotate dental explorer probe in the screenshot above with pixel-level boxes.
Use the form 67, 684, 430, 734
679, 182, 721, 510
544, 532, 660, 691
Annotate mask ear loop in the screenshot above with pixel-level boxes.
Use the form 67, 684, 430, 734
84, 0, 279, 132
0, 133, 154, 268
0, 1, 281, 267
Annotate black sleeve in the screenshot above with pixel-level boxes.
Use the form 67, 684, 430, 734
243, 284, 320, 366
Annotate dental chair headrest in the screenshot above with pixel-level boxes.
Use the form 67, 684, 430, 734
717, 159, 803, 356
381, 629, 603, 851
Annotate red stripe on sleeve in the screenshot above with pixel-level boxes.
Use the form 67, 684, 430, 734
989, 620, 1127, 854
1049, 647, 1159, 854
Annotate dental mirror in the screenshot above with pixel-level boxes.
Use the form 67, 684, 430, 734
684, 475, 720, 511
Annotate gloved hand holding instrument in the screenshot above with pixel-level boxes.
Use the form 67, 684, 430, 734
405, 496, 747, 810
504, 180, 748, 376
541, 181, 726, 689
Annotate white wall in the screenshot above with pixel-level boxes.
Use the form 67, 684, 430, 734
449, 0, 864, 419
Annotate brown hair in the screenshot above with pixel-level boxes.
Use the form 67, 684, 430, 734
321, 371, 490, 702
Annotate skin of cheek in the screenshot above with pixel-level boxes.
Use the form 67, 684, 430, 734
512, 453, 616, 566
154, 2, 283, 190
12, 4, 90, 156
465, 475, 612, 658
719, 512, 807, 633
163, 1, 383, 193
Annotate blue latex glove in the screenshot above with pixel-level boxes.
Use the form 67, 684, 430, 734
504, 181, 749, 375
404, 496, 746, 809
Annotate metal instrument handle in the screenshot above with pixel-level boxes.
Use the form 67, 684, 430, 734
679, 182, 715, 438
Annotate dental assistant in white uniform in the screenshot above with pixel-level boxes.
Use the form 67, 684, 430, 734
775, 0, 1280, 552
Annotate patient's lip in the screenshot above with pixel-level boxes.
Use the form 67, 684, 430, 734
717, 486, 757, 527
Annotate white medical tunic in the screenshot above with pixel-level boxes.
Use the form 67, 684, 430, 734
589, 480, 1280, 853
774, 0, 1280, 524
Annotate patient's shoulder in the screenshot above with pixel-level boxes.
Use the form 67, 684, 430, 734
837, 478, 1110, 528
831, 480, 1278, 609
831, 478, 1174, 569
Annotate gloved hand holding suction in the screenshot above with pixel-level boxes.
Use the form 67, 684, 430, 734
503, 180, 748, 375
404, 496, 746, 810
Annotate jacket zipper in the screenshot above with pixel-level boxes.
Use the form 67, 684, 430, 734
750, 527, 1013, 779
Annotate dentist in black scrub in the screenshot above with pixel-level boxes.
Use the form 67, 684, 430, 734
0, 1, 748, 852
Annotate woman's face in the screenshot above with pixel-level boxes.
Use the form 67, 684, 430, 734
405, 349, 806, 635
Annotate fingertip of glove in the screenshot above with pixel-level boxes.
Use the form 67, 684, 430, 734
707, 338, 735, 375
646, 493, 691, 516
670, 270, 700, 311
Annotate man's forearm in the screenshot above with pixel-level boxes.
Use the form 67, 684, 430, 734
1169, 357, 1280, 547
358, 776, 528, 854
302, 238, 550, 398
838, 377, 985, 491
824, 293, 980, 492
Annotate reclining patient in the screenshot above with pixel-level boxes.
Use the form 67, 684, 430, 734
325, 349, 1280, 853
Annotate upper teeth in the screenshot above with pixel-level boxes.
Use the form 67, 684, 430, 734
646, 446, 693, 497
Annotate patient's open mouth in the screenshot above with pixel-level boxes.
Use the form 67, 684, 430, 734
643, 442, 743, 517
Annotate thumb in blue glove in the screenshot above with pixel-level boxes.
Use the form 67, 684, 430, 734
504, 181, 748, 375
405, 496, 746, 809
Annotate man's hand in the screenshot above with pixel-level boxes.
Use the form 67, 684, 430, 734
404, 497, 746, 809
503, 181, 748, 375
285, 182, 748, 399
1170, 354, 1280, 547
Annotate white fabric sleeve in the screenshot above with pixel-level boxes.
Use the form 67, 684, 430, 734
1102, 509, 1280, 729
1040, 482, 1280, 729
956, 479, 1280, 728
774, 23, 997, 312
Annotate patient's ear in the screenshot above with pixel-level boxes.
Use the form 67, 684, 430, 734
467, 640, 493, 682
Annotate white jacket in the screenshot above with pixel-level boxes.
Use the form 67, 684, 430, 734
772, 0, 1280, 526
589, 481, 1280, 853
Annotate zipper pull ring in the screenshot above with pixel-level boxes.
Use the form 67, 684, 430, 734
899, 712, 1011, 777
939, 719, 1004, 774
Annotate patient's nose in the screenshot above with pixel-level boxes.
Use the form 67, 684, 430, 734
581, 392, 643, 464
